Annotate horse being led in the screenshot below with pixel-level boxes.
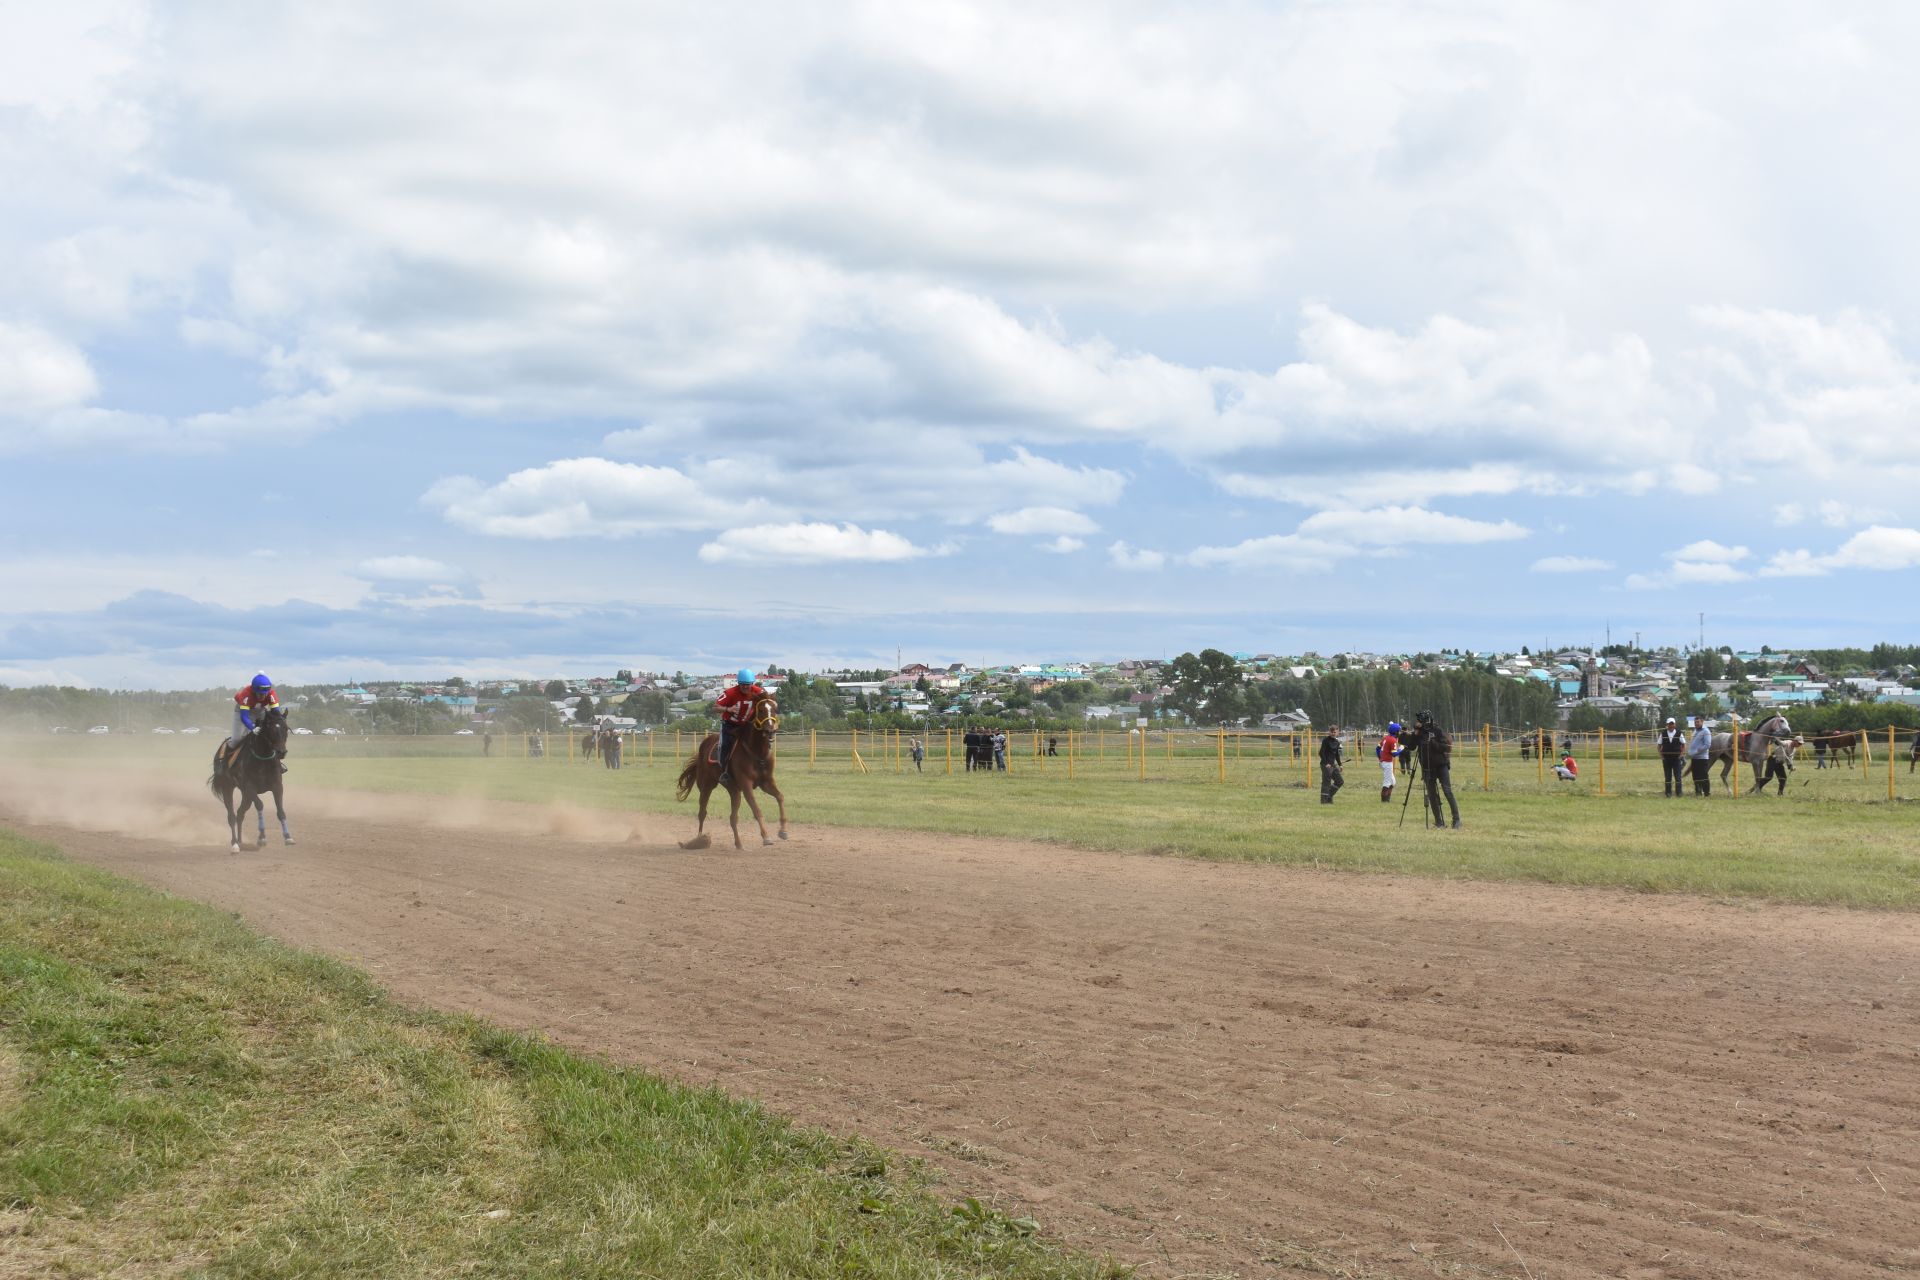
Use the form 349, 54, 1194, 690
674, 693, 789, 848
1814, 729, 1860, 768
1708, 713, 1800, 792
209, 706, 294, 852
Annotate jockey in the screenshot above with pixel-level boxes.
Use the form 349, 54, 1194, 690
227, 672, 286, 772
1376, 721, 1402, 803
714, 667, 766, 784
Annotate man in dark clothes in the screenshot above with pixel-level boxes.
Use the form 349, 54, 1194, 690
1399, 710, 1461, 829
1655, 716, 1686, 797
1318, 724, 1345, 804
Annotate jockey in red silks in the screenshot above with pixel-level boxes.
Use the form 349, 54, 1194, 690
714, 667, 766, 784
228, 672, 286, 771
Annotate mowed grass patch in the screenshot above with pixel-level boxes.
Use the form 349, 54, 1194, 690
0, 828, 1127, 1279
274, 752, 1920, 909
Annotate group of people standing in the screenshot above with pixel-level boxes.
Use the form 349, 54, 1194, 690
963, 727, 1007, 772
1319, 711, 1462, 829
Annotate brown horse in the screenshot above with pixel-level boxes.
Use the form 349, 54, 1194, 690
1812, 729, 1860, 768
674, 694, 789, 848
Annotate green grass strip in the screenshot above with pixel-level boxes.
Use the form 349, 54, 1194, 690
0, 829, 1128, 1279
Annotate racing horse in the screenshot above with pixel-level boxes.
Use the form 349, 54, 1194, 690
209, 706, 293, 852
1708, 713, 1800, 791
674, 693, 789, 848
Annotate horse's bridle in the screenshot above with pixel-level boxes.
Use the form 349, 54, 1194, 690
752, 698, 780, 732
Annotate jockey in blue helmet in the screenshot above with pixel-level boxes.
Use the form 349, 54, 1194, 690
228, 673, 287, 772
713, 667, 766, 784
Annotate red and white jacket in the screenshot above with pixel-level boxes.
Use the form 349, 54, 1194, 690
715, 682, 766, 724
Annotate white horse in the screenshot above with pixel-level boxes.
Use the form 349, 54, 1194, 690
1708, 713, 1800, 791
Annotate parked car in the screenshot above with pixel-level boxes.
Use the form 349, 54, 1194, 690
152, 727, 174, 734
454, 729, 475, 735
180, 726, 202, 735
88, 725, 111, 734
321, 727, 345, 736
292, 727, 314, 735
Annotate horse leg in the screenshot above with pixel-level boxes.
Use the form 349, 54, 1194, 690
741, 784, 772, 846
696, 783, 711, 834
759, 776, 790, 840
727, 785, 744, 849
254, 793, 267, 845
220, 783, 241, 852
272, 781, 293, 844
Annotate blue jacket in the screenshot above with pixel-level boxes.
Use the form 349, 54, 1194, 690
1687, 726, 1713, 759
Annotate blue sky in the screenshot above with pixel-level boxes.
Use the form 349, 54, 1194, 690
5, 2, 1920, 687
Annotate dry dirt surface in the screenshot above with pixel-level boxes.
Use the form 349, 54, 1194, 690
4, 768, 1918, 1279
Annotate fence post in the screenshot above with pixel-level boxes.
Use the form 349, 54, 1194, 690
1891, 726, 1897, 801
1216, 728, 1225, 783
809, 728, 817, 768
945, 728, 952, 775
1537, 727, 1545, 785
1302, 727, 1311, 788
1598, 727, 1607, 796
1066, 730, 1075, 780
1139, 728, 1147, 781
1483, 723, 1491, 790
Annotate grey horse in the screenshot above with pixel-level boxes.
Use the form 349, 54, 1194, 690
1707, 713, 1800, 791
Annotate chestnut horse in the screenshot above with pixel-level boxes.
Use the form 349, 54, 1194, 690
674, 694, 789, 848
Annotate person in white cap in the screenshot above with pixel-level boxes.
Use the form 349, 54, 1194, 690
1656, 715, 1687, 797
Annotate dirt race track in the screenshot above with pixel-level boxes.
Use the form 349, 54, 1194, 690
4, 769, 1918, 1279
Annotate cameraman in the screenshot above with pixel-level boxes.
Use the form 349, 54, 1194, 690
1400, 710, 1461, 829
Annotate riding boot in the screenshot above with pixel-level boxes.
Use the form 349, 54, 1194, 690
1380, 786, 1390, 803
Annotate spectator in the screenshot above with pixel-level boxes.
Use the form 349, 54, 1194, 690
1687, 715, 1714, 796
993, 730, 1008, 771
1655, 716, 1685, 797
909, 736, 925, 772
1554, 753, 1579, 782
1318, 723, 1345, 804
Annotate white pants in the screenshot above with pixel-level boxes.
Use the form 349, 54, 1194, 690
229, 708, 252, 746
1380, 760, 1396, 788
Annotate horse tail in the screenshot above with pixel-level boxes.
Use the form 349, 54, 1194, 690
675, 753, 701, 801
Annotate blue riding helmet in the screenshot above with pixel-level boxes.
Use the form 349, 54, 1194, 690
737, 668, 755, 685
252, 673, 274, 690
1387, 721, 1402, 735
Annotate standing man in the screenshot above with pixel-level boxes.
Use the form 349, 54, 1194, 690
1318, 723, 1345, 804
1400, 710, 1460, 829
993, 730, 1008, 771
1687, 714, 1714, 796
1377, 720, 1402, 803
1656, 716, 1686, 797
909, 736, 925, 773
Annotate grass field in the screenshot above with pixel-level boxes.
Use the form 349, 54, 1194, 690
0, 827, 1126, 1278
14, 732, 1918, 908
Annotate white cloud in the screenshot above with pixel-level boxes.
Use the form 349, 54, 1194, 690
697, 522, 933, 565
1296, 505, 1528, 546
1040, 535, 1085, 554
1669, 539, 1749, 564
0, 322, 98, 417
987, 506, 1100, 536
1762, 525, 1920, 578
425, 458, 759, 539
1670, 559, 1749, 585
1772, 499, 1893, 528
1107, 541, 1166, 571
1185, 533, 1347, 571
1530, 556, 1613, 573
354, 556, 467, 583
